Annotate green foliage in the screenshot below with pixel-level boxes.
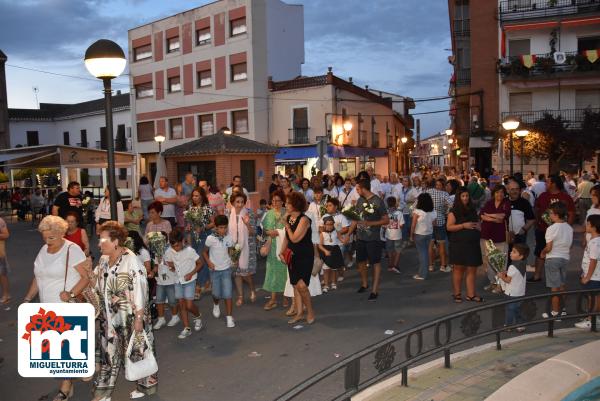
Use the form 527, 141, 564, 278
0, 172, 8, 183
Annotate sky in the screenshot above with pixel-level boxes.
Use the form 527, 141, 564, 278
0, 0, 453, 138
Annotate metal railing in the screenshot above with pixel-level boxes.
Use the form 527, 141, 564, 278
456, 68, 471, 86
453, 19, 470, 36
501, 107, 600, 129
275, 288, 599, 401
498, 51, 600, 78
499, 0, 600, 22
288, 127, 310, 145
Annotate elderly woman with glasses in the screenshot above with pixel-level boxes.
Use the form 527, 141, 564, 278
23, 215, 90, 401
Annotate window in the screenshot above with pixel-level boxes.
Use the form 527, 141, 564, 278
240, 160, 256, 192
199, 114, 214, 136
63, 132, 70, 145
168, 76, 181, 93
134, 44, 152, 61
509, 39, 531, 57
27, 131, 39, 146
100, 127, 107, 149
197, 69, 212, 87
116, 124, 127, 151
80, 168, 89, 186
80, 129, 87, 147
231, 62, 247, 81
137, 121, 155, 142
170, 118, 183, 139
509, 92, 532, 112
507, 0, 531, 10
119, 168, 127, 180
576, 89, 600, 109
230, 17, 247, 36
578, 36, 600, 53
167, 36, 180, 53
135, 83, 154, 99
177, 161, 216, 187
232, 110, 248, 134
197, 27, 211, 45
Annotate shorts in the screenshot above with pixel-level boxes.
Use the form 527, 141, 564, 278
582, 280, 600, 290
545, 258, 568, 288
155, 284, 176, 306
0, 256, 9, 275
534, 229, 546, 258
210, 268, 233, 300
386, 239, 403, 252
432, 226, 448, 242
174, 281, 196, 300
356, 240, 383, 265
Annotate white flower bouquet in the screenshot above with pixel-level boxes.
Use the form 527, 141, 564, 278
146, 231, 167, 262
229, 243, 243, 268
184, 206, 212, 241
485, 239, 507, 280
341, 205, 361, 221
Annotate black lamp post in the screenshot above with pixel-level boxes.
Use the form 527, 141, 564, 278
84, 39, 126, 220
516, 129, 529, 175
502, 116, 520, 176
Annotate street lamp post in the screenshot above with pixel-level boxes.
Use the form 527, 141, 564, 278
84, 39, 126, 220
502, 116, 520, 176
515, 129, 529, 175
401, 136, 408, 174
154, 133, 165, 154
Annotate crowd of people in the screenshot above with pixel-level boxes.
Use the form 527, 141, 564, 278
0, 164, 599, 401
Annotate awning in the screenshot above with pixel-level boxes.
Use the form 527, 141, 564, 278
1, 151, 58, 167
0, 150, 54, 163
275, 146, 318, 160
275, 159, 307, 165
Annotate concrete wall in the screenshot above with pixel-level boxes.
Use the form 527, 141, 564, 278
265, 0, 304, 81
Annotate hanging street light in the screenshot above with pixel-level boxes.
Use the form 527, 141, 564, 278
84, 39, 126, 220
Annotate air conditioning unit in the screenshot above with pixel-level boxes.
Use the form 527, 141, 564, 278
554, 52, 566, 64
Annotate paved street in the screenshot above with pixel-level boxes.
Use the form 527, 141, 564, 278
0, 220, 588, 401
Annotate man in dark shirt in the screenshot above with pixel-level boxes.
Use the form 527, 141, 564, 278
355, 179, 389, 301
268, 174, 280, 195
52, 181, 84, 226
507, 179, 535, 258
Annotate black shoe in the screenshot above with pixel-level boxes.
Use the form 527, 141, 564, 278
357, 286, 368, 293
368, 292, 378, 301
527, 277, 542, 283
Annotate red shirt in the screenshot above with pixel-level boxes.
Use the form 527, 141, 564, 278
535, 190, 575, 231
480, 199, 511, 242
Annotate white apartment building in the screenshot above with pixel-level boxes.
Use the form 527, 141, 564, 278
497, 0, 600, 173
128, 0, 304, 182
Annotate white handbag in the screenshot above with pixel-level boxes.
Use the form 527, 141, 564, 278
124, 331, 158, 382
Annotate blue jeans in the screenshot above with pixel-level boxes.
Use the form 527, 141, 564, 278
414, 234, 432, 278
192, 230, 211, 286
506, 299, 522, 325
402, 213, 411, 240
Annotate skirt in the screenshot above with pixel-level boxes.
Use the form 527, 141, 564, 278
320, 245, 345, 270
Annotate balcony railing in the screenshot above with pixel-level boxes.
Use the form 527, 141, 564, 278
499, 0, 600, 22
499, 52, 600, 79
501, 107, 600, 130
456, 68, 471, 86
453, 19, 470, 36
358, 130, 368, 147
288, 127, 310, 145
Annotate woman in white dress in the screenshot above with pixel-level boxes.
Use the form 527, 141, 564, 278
23, 215, 90, 401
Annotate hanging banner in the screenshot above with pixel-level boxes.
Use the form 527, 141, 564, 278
584, 49, 599, 64
520, 54, 537, 69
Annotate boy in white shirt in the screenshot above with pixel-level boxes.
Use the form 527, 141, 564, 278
541, 202, 573, 319
165, 228, 203, 339
152, 231, 180, 330
575, 214, 600, 329
318, 216, 346, 291
497, 243, 528, 333
385, 197, 404, 274
203, 215, 236, 328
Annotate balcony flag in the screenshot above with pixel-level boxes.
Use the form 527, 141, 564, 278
520, 55, 536, 69
584, 50, 598, 64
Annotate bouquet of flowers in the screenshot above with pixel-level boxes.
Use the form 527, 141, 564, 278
319, 203, 328, 218
223, 192, 230, 205
485, 239, 507, 282
341, 205, 361, 221
184, 206, 212, 241
123, 236, 135, 253
542, 209, 553, 226
361, 202, 376, 217
229, 243, 242, 268
146, 231, 167, 262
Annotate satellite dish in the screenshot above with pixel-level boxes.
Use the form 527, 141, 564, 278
554, 52, 566, 64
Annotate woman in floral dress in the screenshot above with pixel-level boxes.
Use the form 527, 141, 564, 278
93, 221, 157, 401
185, 187, 215, 299
262, 190, 288, 310
229, 191, 257, 306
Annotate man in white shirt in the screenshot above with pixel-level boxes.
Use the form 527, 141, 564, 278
226, 175, 249, 197
154, 176, 178, 228
367, 167, 383, 198
387, 173, 403, 203
338, 178, 359, 208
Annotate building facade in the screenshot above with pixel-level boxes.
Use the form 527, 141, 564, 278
270, 70, 414, 179
128, 0, 304, 185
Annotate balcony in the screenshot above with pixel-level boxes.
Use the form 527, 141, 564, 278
453, 19, 470, 36
456, 68, 471, 86
499, 0, 600, 22
499, 52, 600, 80
501, 107, 600, 129
288, 127, 310, 145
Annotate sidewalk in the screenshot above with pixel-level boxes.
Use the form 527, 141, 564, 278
359, 329, 600, 401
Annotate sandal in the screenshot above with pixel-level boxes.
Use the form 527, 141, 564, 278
53, 387, 73, 401
1, 296, 11, 305
263, 302, 277, 311
453, 293, 463, 303
249, 291, 256, 303
235, 296, 243, 307
428, 266, 434, 272
287, 315, 305, 324
285, 309, 296, 317
465, 295, 484, 303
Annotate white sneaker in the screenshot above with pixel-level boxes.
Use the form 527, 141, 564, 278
331, 283, 337, 290
167, 315, 181, 327
337, 276, 345, 282
193, 317, 203, 331
152, 317, 166, 330
226, 316, 235, 328
322, 286, 329, 293
212, 304, 221, 318
177, 327, 192, 339
542, 311, 560, 321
